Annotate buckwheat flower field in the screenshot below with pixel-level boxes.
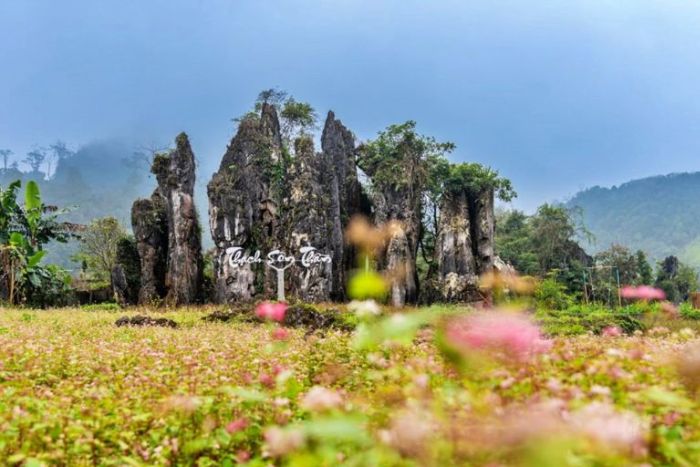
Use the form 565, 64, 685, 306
3, 305, 700, 466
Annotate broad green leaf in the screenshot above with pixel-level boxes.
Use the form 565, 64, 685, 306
27, 250, 46, 268
9, 231, 25, 247
25, 180, 41, 211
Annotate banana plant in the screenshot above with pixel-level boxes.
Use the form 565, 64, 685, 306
0, 180, 72, 305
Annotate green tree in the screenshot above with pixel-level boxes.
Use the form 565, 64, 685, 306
530, 204, 591, 273
495, 210, 540, 275
635, 250, 653, 285
655, 255, 698, 303
75, 217, 127, 283
280, 98, 317, 141
594, 244, 639, 285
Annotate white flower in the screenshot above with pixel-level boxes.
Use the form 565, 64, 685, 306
348, 300, 382, 318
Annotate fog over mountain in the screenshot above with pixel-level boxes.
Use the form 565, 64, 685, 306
0, 138, 214, 270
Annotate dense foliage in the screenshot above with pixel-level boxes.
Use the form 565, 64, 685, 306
568, 172, 700, 268
0, 180, 74, 307
74, 216, 127, 285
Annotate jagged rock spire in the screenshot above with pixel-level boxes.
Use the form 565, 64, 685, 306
131, 133, 203, 305
321, 111, 364, 299
208, 104, 284, 303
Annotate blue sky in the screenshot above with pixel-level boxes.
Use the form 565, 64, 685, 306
2, 0, 700, 211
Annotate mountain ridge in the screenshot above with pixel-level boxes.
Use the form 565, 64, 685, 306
566, 171, 700, 268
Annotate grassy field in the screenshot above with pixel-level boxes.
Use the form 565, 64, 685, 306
2, 306, 700, 466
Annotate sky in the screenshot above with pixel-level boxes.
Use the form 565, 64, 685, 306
2, 0, 700, 211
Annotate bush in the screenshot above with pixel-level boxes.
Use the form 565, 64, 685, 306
536, 305, 646, 336
23, 265, 75, 308
534, 277, 573, 310
81, 302, 121, 312
680, 303, 700, 320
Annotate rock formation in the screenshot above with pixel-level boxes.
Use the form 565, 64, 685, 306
434, 190, 477, 301
282, 136, 334, 302
111, 237, 141, 306
433, 187, 495, 302
131, 133, 203, 306
321, 111, 364, 299
371, 189, 421, 307
207, 104, 283, 303
131, 195, 167, 304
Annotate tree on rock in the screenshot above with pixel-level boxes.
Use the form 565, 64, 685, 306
358, 121, 455, 307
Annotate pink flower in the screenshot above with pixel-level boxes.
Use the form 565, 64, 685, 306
602, 326, 622, 337
226, 418, 248, 434
569, 402, 647, 455
259, 373, 275, 388
300, 386, 343, 412
620, 286, 665, 301
255, 302, 288, 322
271, 327, 290, 341
445, 311, 552, 362
264, 426, 305, 457
661, 301, 679, 319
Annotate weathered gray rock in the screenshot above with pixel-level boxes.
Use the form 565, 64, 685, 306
111, 264, 129, 307
153, 133, 204, 306
131, 195, 167, 304
434, 190, 479, 302
321, 111, 362, 223
473, 189, 495, 274
432, 187, 495, 302
368, 186, 421, 307
321, 112, 363, 299
131, 133, 204, 306
208, 104, 283, 303
282, 137, 333, 302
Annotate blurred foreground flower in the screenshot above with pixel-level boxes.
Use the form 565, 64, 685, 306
569, 402, 647, 456
379, 409, 436, 459
264, 426, 305, 457
445, 311, 551, 362
256, 302, 287, 322
300, 386, 343, 412
271, 327, 290, 341
348, 270, 387, 300
620, 286, 665, 301
661, 301, 680, 319
345, 215, 388, 255
480, 270, 537, 295
602, 326, 622, 337
675, 341, 700, 394
348, 299, 381, 318
226, 418, 248, 434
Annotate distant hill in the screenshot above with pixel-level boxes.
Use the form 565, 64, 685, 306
567, 172, 700, 268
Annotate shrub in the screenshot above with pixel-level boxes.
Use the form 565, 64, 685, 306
534, 277, 573, 310
536, 305, 646, 336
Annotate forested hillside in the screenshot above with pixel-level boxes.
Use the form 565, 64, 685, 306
568, 172, 700, 268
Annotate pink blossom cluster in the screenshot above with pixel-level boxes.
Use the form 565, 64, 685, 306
619, 286, 665, 301
255, 302, 288, 322
446, 311, 552, 361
